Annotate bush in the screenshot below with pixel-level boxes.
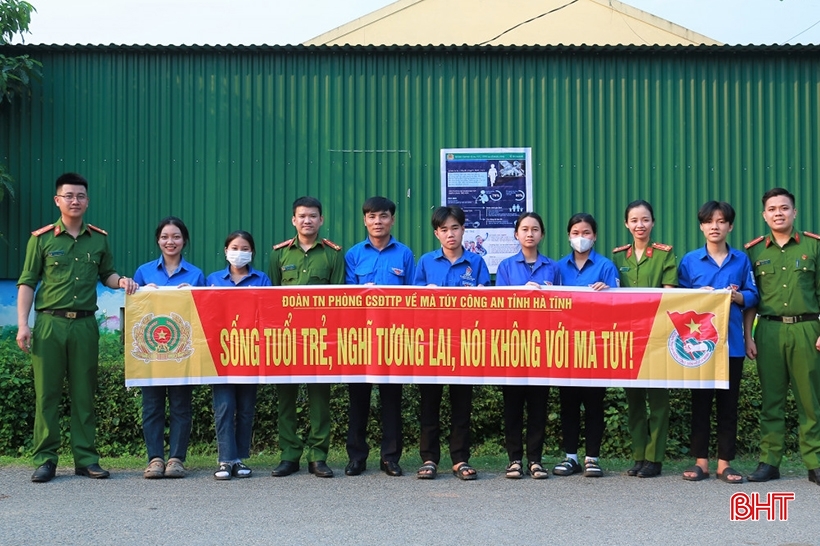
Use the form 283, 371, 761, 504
0, 327, 802, 459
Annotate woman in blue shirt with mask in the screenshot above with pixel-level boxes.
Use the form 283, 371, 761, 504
496, 212, 560, 479
553, 213, 619, 478
206, 230, 272, 480
133, 216, 206, 479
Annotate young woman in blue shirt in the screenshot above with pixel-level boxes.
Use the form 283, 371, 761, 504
552, 213, 620, 478
495, 212, 560, 479
206, 230, 272, 480
133, 216, 206, 479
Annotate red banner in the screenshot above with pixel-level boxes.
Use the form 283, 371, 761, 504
125, 285, 730, 388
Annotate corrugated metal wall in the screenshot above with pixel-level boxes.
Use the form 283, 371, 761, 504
1, 45, 818, 280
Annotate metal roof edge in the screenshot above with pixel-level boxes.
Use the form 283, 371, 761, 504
1, 43, 818, 54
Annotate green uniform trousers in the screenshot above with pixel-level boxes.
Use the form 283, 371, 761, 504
31, 313, 100, 467
755, 319, 820, 469
625, 387, 670, 462
276, 383, 331, 463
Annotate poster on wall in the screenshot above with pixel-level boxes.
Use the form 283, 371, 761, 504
441, 148, 533, 274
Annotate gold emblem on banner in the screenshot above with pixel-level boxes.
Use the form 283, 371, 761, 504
131, 313, 194, 363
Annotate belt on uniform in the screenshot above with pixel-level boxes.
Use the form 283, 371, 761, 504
40, 309, 95, 319
760, 314, 819, 324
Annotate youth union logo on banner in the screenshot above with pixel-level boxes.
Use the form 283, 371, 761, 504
665, 310, 719, 368
131, 313, 194, 363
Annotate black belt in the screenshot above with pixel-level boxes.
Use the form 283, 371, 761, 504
41, 309, 95, 319
760, 314, 819, 324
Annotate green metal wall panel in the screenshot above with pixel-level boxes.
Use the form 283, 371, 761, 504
1, 45, 819, 279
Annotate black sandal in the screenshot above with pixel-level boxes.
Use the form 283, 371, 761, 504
529, 461, 549, 480
453, 462, 477, 481
505, 460, 524, 479
417, 462, 437, 480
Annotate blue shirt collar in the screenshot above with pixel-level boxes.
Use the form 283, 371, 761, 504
218, 265, 261, 280
513, 249, 548, 265
363, 235, 396, 250
433, 247, 470, 265
155, 256, 193, 275
562, 247, 601, 267
694, 244, 737, 263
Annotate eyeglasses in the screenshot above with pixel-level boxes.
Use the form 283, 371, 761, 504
57, 193, 88, 202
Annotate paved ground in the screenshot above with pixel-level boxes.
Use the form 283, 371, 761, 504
0, 464, 817, 545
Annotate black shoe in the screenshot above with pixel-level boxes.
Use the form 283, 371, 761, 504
308, 461, 334, 478
637, 461, 662, 478
271, 460, 300, 477
345, 460, 366, 476
809, 468, 820, 485
626, 460, 645, 477
748, 462, 780, 482
380, 460, 403, 477
75, 463, 110, 479
31, 461, 57, 483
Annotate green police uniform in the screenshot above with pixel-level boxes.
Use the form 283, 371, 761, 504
746, 230, 820, 469
613, 240, 678, 463
269, 236, 345, 463
17, 219, 117, 467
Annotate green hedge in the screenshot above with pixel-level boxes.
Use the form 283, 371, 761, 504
0, 326, 801, 459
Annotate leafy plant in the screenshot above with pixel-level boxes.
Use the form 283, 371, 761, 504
0, 328, 804, 460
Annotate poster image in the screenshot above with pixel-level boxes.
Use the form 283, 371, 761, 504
441, 148, 533, 273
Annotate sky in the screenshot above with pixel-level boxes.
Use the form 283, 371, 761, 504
10, 0, 820, 46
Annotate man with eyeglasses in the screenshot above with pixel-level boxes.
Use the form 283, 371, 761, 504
16, 172, 138, 483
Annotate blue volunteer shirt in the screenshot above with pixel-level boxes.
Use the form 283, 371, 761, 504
414, 248, 490, 287
134, 257, 206, 287
345, 236, 416, 285
557, 248, 620, 288
678, 245, 759, 357
206, 265, 272, 287
495, 250, 561, 287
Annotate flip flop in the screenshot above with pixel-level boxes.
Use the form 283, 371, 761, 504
682, 465, 709, 482
717, 467, 744, 484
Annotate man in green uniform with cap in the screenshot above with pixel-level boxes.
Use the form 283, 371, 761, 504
268, 196, 344, 478
744, 187, 820, 485
16, 172, 138, 483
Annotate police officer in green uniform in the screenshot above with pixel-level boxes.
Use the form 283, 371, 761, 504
612, 200, 677, 478
16, 173, 138, 483
268, 196, 344, 478
744, 187, 820, 485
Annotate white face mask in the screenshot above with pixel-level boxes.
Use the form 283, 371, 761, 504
569, 236, 594, 253
226, 250, 253, 268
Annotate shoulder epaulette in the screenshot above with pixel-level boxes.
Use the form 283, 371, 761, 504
31, 224, 55, 237
804, 231, 820, 241
273, 238, 294, 250
612, 244, 631, 253
744, 236, 765, 249
87, 224, 108, 235
322, 238, 342, 251
652, 242, 672, 252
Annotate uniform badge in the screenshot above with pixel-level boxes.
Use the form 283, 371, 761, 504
281, 264, 296, 271
391, 268, 404, 276
460, 266, 475, 285
131, 313, 194, 363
